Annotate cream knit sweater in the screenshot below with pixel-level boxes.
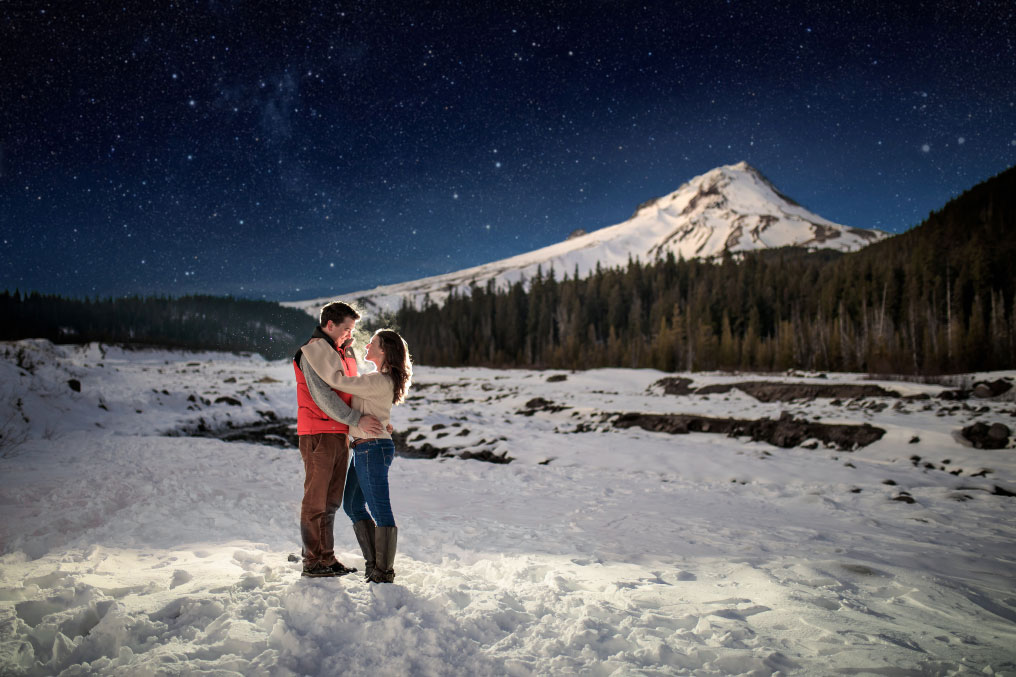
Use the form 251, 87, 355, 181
302, 339, 395, 440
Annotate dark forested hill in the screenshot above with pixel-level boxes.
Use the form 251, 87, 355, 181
390, 166, 1015, 375
0, 293, 316, 360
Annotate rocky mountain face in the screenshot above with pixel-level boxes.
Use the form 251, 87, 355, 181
289, 161, 887, 316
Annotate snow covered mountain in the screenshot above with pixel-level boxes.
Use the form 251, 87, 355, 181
288, 161, 887, 317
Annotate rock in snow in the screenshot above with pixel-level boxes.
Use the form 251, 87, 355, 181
962, 421, 1012, 449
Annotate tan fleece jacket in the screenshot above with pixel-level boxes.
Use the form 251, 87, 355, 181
302, 339, 394, 440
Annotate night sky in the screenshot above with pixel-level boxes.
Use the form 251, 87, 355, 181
2, 1, 1014, 301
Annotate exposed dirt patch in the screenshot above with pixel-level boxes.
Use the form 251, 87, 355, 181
391, 428, 512, 463
653, 377, 695, 396
685, 380, 900, 402
614, 411, 885, 451
171, 414, 298, 448
517, 397, 571, 415
392, 428, 444, 459
397, 442, 447, 459
652, 378, 899, 401
460, 449, 514, 464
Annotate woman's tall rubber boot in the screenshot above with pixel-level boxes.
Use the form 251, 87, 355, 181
369, 526, 398, 583
352, 520, 376, 581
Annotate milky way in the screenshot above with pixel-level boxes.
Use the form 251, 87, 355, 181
2, 1, 1014, 299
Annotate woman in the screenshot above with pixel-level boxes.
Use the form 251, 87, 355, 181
301, 328, 412, 583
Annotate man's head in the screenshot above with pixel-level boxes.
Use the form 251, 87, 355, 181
319, 301, 361, 346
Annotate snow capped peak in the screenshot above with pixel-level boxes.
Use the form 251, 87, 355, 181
703, 159, 756, 182
631, 162, 756, 217
288, 163, 888, 317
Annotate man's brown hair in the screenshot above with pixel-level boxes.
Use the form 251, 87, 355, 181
319, 301, 361, 327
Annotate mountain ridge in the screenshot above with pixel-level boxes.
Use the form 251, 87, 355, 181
288, 162, 887, 316
387, 163, 1016, 374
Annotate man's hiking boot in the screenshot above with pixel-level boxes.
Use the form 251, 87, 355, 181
327, 561, 356, 576
301, 563, 338, 578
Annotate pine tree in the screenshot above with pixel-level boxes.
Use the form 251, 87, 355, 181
718, 312, 738, 369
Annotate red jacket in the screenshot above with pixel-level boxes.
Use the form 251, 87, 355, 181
293, 328, 358, 436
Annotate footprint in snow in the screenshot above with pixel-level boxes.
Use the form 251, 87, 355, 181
803, 595, 841, 611
14, 598, 68, 627
710, 605, 772, 620
24, 570, 71, 589
232, 549, 265, 570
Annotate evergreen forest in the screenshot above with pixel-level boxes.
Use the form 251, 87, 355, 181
3, 166, 1012, 374
391, 165, 1016, 375
0, 293, 316, 360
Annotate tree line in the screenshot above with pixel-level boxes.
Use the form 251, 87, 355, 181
390, 165, 1016, 375
0, 292, 316, 360
4, 165, 1012, 374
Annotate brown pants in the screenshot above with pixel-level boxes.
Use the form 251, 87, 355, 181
299, 433, 349, 567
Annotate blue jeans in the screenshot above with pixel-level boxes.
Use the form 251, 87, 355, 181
343, 438, 396, 527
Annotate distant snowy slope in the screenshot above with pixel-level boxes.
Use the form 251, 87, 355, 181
287, 162, 886, 317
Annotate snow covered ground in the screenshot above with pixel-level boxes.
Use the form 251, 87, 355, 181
1, 339, 1015, 676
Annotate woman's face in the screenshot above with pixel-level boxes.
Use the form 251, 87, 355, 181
365, 334, 385, 368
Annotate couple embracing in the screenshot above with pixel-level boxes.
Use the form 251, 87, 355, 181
292, 301, 413, 582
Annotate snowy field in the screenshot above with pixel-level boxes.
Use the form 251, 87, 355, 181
1, 339, 1015, 676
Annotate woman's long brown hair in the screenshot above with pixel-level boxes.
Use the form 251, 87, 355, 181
375, 329, 413, 404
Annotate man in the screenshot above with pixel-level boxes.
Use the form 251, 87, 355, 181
293, 301, 383, 578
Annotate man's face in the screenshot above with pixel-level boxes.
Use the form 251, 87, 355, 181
326, 317, 356, 345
